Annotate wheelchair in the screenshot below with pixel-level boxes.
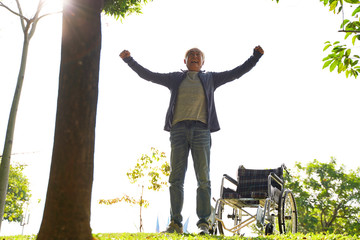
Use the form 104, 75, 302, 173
210, 164, 297, 235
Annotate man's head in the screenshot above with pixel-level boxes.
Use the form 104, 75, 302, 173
184, 48, 205, 72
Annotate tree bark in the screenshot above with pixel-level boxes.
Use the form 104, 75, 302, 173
37, 0, 102, 239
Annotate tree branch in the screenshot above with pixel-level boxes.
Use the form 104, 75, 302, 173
29, 0, 62, 40
338, 30, 360, 33
327, 201, 344, 227
38, 11, 62, 21
320, 208, 326, 232
15, 0, 27, 31
28, 0, 45, 39
0, 2, 29, 23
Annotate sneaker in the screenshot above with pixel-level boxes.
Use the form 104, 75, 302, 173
198, 223, 209, 235
162, 221, 183, 234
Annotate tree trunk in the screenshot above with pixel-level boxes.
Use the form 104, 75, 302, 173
0, 34, 30, 232
140, 185, 144, 232
37, 0, 102, 239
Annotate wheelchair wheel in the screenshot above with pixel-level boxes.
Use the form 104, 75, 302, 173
278, 189, 297, 234
265, 223, 274, 235
216, 201, 241, 235
216, 201, 225, 235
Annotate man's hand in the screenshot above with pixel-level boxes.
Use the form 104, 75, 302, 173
120, 50, 131, 59
254, 45, 264, 55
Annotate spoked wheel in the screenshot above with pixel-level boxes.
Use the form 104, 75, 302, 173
216, 200, 241, 235
278, 189, 298, 234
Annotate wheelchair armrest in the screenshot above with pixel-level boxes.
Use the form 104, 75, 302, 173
220, 174, 238, 199
223, 174, 238, 186
269, 172, 284, 186
268, 172, 284, 200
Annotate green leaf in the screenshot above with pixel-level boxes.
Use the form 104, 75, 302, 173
341, 19, 350, 29
352, 35, 358, 45
322, 56, 331, 61
337, 5, 343, 14
329, 0, 338, 12
323, 59, 333, 69
345, 0, 360, 4
345, 31, 352, 40
330, 60, 338, 72
339, 49, 345, 58
338, 62, 345, 73
346, 48, 351, 57
352, 5, 360, 16
323, 44, 332, 51
344, 58, 350, 67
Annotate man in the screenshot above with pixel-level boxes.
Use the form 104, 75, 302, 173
120, 46, 264, 234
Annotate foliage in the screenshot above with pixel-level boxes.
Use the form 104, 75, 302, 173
99, 147, 170, 206
284, 157, 360, 235
2, 161, 31, 223
1, 233, 359, 240
275, 0, 360, 78
126, 147, 170, 192
98, 194, 149, 207
99, 147, 170, 232
319, 0, 360, 78
103, 0, 152, 20
322, 41, 360, 77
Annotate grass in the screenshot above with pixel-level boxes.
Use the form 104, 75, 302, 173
1, 233, 359, 240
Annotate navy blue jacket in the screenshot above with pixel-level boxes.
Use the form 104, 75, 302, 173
123, 51, 262, 132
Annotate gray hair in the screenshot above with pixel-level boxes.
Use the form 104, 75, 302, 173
185, 48, 205, 61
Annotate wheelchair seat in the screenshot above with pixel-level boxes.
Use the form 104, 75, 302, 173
222, 165, 283, 201
237, 166, 283, 201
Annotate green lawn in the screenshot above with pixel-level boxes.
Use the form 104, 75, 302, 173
0, 233, 359, 240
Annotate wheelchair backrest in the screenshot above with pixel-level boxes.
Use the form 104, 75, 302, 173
236, 165, 283, 198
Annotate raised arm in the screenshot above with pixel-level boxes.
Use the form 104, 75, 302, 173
212, 45, 264, 89
119, 49, 182, 89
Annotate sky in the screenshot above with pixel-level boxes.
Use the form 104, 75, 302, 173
1, 0, 360, 236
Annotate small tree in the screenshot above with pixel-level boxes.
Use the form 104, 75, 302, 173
0, 157, 31, 224
5, 162, 31, 223
99, 147, 170, 232
0, 0, 59, 231
285, 157, 360, 235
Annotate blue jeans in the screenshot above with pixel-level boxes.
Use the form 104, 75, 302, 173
169, 120, 212, 227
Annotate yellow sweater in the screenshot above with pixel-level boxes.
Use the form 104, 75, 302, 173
172, 71, 207, 125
